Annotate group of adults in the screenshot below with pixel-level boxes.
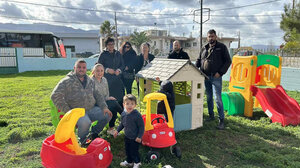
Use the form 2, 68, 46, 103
50, 29, 231, 145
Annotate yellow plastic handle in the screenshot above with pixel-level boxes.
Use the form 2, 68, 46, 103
55, 108, 85, 143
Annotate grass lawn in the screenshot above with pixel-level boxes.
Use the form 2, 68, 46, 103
0, 70, 300, 168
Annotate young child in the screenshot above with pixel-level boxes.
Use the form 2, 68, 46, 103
114, 94, 144, 168
156, 78, 175, 121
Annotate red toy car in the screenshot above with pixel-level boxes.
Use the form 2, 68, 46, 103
40, 108, 113, 168
141, 93, 181, 160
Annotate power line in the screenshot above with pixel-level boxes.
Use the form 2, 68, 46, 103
211, 0, 281, 11
0, 0, 193, 16
0, 14, 281, 26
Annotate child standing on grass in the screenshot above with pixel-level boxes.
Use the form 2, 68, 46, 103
114, 94, 144, 168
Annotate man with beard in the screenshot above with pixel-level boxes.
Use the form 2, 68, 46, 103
168, 40, 190, 60
51, 59, 112, 145
196, 29, 231, 130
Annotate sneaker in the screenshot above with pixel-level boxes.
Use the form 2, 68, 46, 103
217, 120, 225, 130
120, 160, 133, 167
107, 128, 116, 135
133, 162, 142, 168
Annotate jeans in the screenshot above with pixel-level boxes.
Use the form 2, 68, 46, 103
204, 76, 224, 120
77, 106, 111, 143
125, 136, 140, 163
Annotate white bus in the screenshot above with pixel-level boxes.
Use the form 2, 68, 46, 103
0, 30, 66, 58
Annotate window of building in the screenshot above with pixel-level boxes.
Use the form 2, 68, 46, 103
193, 42, 197, 47
185, 42, 191, 47
64, 45, 75, 52
154, 41, 156, 46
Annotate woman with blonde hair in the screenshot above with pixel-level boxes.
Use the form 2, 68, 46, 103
90, 63, 123, 135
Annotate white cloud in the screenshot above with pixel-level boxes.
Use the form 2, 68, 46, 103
0, 0, 292, 47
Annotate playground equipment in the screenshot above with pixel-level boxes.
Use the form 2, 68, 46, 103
136, 58, 205, 131
142, 92, 181, 160
40, 108, 113, 168
222, 54, 300, 126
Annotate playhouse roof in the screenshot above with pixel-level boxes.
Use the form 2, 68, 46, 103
136, 58, 206, 81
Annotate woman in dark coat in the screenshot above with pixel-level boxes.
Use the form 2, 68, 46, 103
98, 37, 125, 107
120, 41, 137, 94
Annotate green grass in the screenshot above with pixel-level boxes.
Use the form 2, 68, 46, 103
0, 70, 300, 168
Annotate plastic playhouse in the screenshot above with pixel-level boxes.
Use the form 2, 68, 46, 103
222, 54, 300, 126
142, 92, 181, 160
136, 58, 205, 131
40, 108, 113, 168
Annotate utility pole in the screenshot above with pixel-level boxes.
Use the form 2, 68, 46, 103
293, 0, 295, 9
114, 12, 119, 49
238, 31, 240, 48
193, 1, 210, 52
200, 0, 203, 51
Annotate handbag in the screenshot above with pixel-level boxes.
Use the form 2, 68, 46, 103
122, 71, 135, 79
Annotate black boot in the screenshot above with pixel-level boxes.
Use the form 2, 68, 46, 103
217, 119, 225, 130
205, 116, 215, 122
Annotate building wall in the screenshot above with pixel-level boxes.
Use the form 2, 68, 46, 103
61, 38, 99, 54
16, 48, 98, 72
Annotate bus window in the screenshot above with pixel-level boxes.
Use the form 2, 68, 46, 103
44, 42, 55, 58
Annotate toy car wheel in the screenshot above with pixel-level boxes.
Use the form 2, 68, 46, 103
147, 150, 160, 160
171, 145, 182, 159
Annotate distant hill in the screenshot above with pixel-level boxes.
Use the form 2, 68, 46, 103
0, 23, 98, 34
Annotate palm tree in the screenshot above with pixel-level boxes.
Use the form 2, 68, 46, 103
129, 31, 150, 53
100, 20, 115, 38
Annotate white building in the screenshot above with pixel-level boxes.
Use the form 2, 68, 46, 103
100, 29, 238, 60
56, 32, 99, 57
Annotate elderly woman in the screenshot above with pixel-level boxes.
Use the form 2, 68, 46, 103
98, 37, 125, 107
90, 63, 123, 135
120, 41, 137, 94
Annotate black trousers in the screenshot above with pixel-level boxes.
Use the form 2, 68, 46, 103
106, 100, 123, 128
125, 136, 140, 163
122, 78, 134, 94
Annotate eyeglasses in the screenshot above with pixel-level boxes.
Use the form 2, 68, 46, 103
125, 46, 131, 48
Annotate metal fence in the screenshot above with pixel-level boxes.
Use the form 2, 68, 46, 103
257, 49, 300, 68
0, 48, 17, 67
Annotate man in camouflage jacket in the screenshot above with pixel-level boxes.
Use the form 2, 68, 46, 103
51, 59, 112, 144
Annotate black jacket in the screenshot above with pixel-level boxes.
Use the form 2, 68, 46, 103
135, 53, 155, 73
122, 49, 137, 73
158, 80, 175, 114
168, 48, 190, 60
195, 41, 231, 76
117, 109, 144, 140
98, 50, 125, 102
98, 50, 124, 71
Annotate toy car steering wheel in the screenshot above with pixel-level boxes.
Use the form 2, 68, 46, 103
151, 117, 166, 125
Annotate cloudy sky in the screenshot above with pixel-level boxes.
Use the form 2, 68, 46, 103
0, 0, 294, 48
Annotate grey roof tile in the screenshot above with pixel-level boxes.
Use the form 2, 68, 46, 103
136, 58, 190, 80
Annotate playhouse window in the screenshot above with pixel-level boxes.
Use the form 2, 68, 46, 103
197, 83, 201, 89
197, 93, 201, 99
173, 81, 191, 105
